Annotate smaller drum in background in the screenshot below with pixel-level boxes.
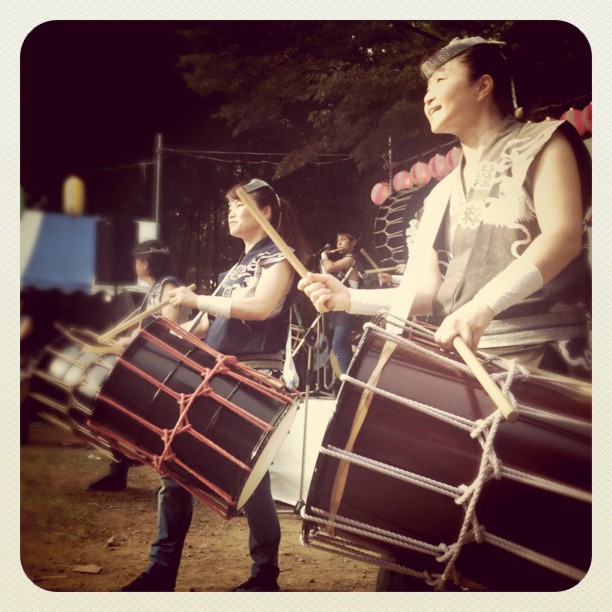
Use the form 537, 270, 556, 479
28, 330, 121, 459
301, 317, 591, 592
89, 318, 300, 519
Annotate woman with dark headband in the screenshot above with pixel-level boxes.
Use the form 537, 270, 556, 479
298, 36, 591, 590
88, 240, 189, 491
117, 179, 309, 592
301, 35, 591, 379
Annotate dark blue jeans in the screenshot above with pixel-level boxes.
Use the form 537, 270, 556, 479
145, 471, 280, 587
330, 312, 353, 374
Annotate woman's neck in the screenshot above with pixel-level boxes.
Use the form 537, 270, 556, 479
461, 114, 508, 158
242, 228, 268, 254
141, 273, 156, 286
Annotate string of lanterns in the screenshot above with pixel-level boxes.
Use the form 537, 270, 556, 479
371, 102, 592, 206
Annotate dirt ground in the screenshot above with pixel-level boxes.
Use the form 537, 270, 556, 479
20, 420, 377, 593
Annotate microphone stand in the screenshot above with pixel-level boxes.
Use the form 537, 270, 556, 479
291, 255, 358, 513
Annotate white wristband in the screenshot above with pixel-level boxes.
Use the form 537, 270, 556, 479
474, 259, 544, 316
320, 252, 329, 261
347, 288, 391, 316
196, 295, 232, 318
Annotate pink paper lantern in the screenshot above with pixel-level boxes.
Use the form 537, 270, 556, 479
581, 102, 592, 133
561, 107, 586, 136
371, 182, 390, 205
392, 170, 414, 192
445, 146, 463, 171
428, 154, 450, 180
410, 161, 431, 187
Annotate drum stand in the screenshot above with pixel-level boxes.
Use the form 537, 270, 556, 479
288, 308, 337, 514
291, 311, 336, 397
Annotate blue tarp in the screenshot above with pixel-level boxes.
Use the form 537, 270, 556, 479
21, 211, 98, 293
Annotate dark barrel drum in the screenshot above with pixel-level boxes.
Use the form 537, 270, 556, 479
28, 329, 120, 458
301, 317, 591, 591
89, 318, 300, 519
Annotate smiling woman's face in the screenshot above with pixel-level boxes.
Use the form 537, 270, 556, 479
423, 56, 480, 136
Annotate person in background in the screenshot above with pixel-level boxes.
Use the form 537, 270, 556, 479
117, 178, 309, 592
299, 36, 591, 590
87, 240, 189, 491
319, 231, 363, 375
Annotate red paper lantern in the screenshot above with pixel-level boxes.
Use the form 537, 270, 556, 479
371, 182, 391, 205
561, 107, 586, 136
428, 154, 450, 180
445, 146, 463, 171
392, 170, 414, 192
581, 102, 592, 133
410, 161, 431, 187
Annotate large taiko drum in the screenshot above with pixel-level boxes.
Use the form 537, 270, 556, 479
89, 318, 300, 519
301, 316, 591, 592
28, 329, 121, 458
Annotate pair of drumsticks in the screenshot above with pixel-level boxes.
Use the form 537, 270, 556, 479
233, 186, 520, 423
93, 186, 517, 422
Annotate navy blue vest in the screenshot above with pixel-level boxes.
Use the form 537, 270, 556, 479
204, 238, 297, 356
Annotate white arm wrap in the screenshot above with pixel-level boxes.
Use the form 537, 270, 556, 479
474, 258, 544, 316
347, 288, 392, 316
196, 295, 233, 318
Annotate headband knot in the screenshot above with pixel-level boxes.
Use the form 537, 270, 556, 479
421, 36, 506, 79
136, 246, 170, 256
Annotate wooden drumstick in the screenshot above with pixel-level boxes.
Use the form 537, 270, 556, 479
96, 283, 196, 344
53, 323, 124, 355
359, 248, 379, 269
453, 336, 519, 422
363, 266, 398, 275
235, 186, 309, 279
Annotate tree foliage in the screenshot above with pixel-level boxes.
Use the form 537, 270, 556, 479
176, 20, 591, 179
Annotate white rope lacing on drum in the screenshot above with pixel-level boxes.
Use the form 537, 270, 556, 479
501, 465, 591, 503
341, 362, 590, 507
341, 373, 476, 433
477, 528, 586, 582
330, 382, 584, 586
513, 404, 590, 428
434, 412, 503, 588
322, 445, 460, 499
304, 319, 590, 588
303, 535, 442, 587
303, 506, 444, 558
436, 411, 586, 585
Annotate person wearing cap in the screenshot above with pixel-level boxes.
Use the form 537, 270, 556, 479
117, 179, 309, 592
299, 37, 591, 590
320, 231, 362, 375
87, 240, 190, 491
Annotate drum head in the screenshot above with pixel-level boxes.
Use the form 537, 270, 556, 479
237, 400, 299, 509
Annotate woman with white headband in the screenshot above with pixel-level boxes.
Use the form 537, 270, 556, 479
117, 179, 309, 592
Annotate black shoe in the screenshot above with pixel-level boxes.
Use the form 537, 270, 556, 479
87, 472, 128, 491
117, 571, 175, 592
231, 575, 280, 592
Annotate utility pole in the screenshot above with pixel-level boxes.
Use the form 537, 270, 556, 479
153, 133, 162, 239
